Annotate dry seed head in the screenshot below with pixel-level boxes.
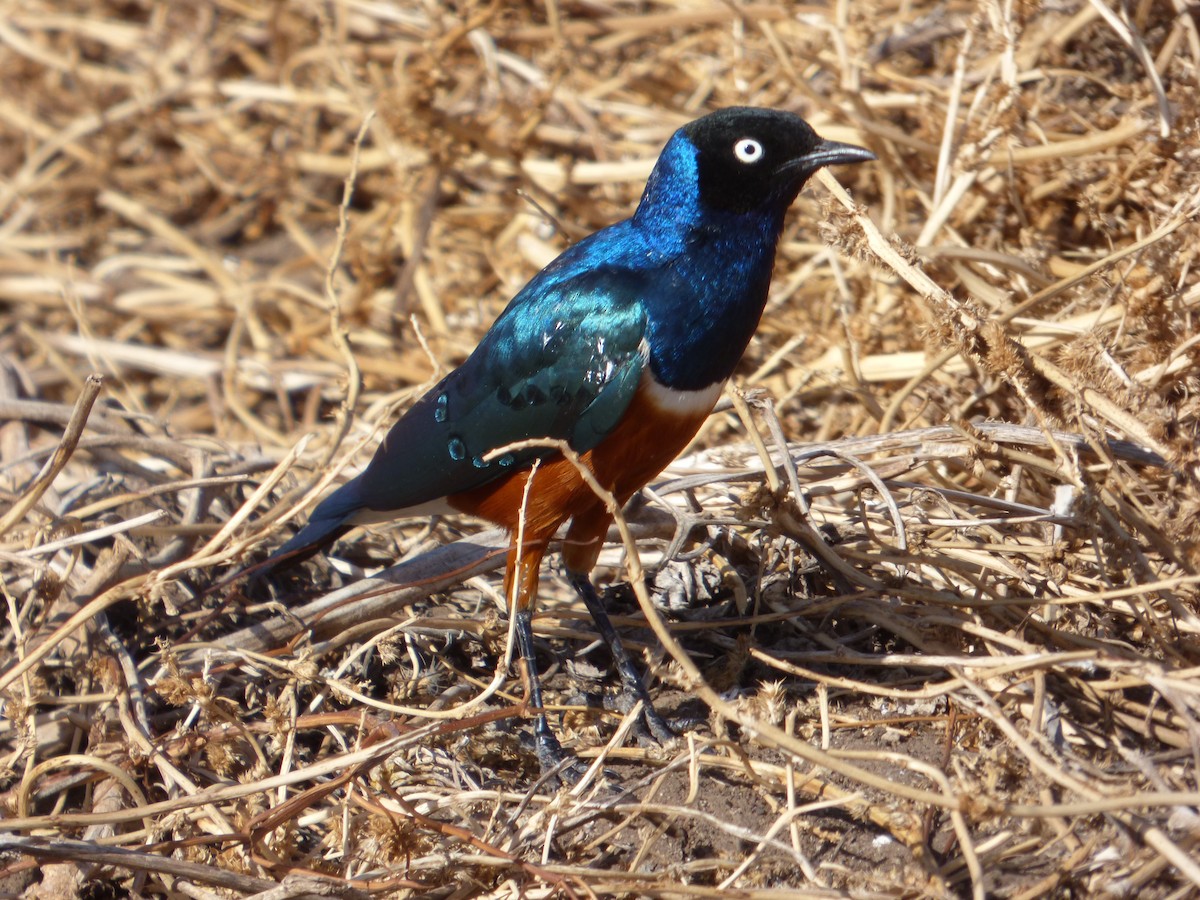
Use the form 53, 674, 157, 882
756, 679, 790, 725
980, 318, 1025, 379
204, 737, 241, 777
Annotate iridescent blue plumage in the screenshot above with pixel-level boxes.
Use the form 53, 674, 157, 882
525, 129, 786, 389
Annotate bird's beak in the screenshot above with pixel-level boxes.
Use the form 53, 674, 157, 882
779, 138, 876, 177
806, 138, 877, 168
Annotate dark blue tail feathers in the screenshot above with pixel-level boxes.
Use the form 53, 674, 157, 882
255, 478, 367, 578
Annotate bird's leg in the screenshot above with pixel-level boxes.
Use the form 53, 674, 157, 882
507, 543, 583, 778
512, 605, 569, 770
563, 508, 677, 743
567, 572, 677, 743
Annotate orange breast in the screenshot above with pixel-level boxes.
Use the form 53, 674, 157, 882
447, 376, 717, 569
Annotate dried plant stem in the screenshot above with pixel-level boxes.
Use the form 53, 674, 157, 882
0, 373, 101, 537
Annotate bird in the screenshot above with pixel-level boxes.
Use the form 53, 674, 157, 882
260, 107, 875, 773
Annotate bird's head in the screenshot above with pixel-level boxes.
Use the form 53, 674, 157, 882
637, 107, 875, 223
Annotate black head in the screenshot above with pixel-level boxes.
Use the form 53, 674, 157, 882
681, 107, 875, 214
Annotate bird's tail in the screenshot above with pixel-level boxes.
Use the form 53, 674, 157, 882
249, 479, 367, 581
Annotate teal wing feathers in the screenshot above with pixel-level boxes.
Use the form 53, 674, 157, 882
268, 267, 649, 564
352, 267, 649, 512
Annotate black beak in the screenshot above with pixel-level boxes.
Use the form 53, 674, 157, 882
772, 137, 878, 181
781, 137, 876, 177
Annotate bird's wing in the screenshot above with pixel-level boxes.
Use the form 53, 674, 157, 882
353, 267, 649, 514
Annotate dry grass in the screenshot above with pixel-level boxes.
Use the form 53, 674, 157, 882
2, 0, 1199, 896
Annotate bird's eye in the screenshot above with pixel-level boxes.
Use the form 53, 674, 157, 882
733, 138, 764, 164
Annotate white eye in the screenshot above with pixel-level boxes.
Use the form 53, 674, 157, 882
733, 138, 764, 164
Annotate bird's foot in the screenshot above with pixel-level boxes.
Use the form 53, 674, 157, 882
607, 691, 698, 746
640, 704, 679, 744
532, 729, 591, 785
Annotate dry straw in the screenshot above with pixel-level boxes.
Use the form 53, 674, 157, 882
1, 1, 1198, 897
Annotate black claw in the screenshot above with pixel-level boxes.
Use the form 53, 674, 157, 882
531, 727, 599, 784
641, 705, 678, 744
609, 688, 679, 744
534, 731, 564, 767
